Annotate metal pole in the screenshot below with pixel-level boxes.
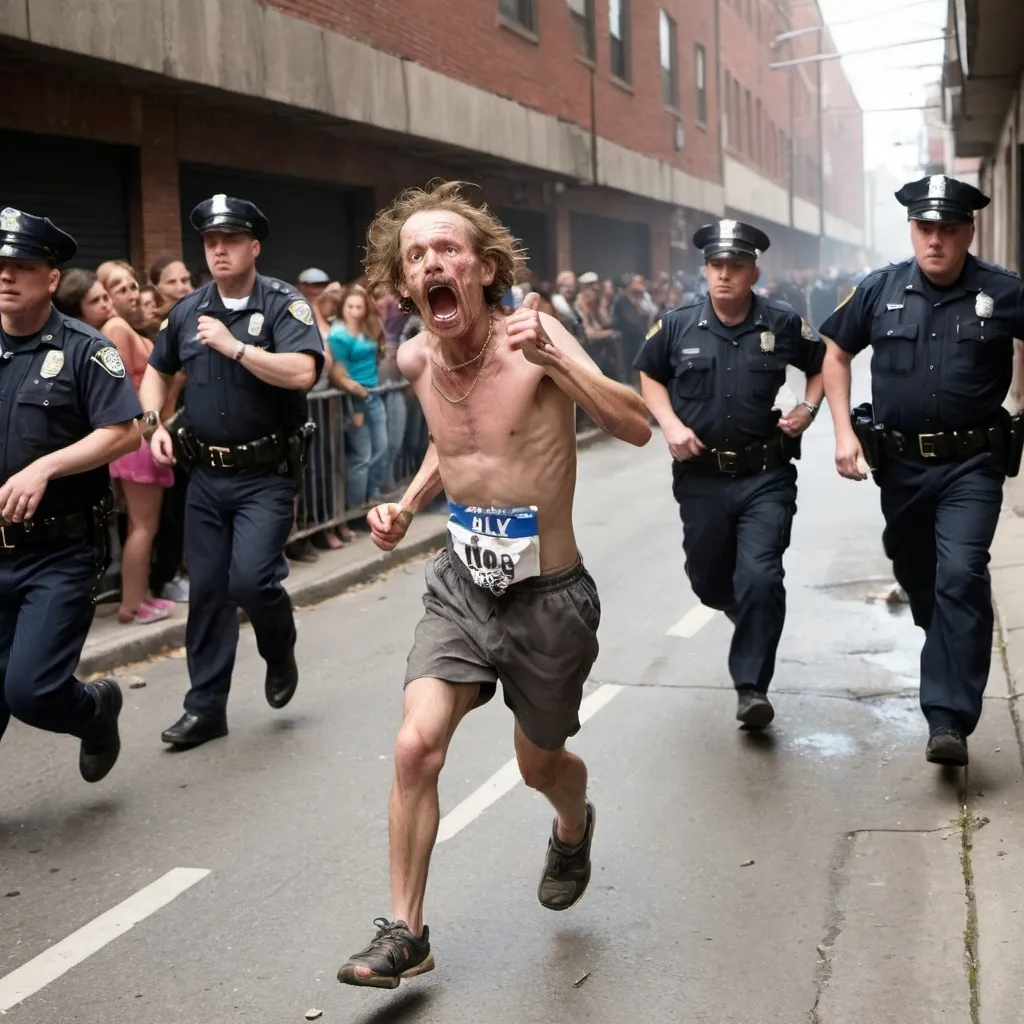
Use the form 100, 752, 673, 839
817, 58, 825, 272
769, 36, 948, 69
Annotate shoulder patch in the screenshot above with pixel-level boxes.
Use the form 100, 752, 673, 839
91, 345, 126, 379
288, 299, 314, 326
646, 318, 663, 340
159, 317, 169, 331
832, 287, 855, 313
801, 318, 815, 340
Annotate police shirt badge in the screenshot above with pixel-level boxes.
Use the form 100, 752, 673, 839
646, 318, 662, 341
91, 346, 126, 378
248, 312, 265, 336
976, 292, 995, 319
288, 299, 314, 326
40, 350, 64, 378
0, 208, 19, 233
800, 319, 814, 341
760, 330, 775, 353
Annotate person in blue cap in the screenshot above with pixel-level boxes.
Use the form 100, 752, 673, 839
820, 174, 1024, 767
138, 194, 324, 749
0, 207, 141, 782
635, 218, 825, 731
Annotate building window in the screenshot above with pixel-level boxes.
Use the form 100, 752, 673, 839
568, 0, 595, 60
745, 88, 753, 156
499, 0, 537, 33
695, 43, 707, 124
723, 70, 731, 143
755, 97, 762, 165
660, 11, 679, 108
733, 79, 742, 152
609, 0, 630, 83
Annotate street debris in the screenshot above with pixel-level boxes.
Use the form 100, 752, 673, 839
572, 972, 590, 989
305, 1010, 323, 1020
740, 859, 755, 868
4, 890, 20, 898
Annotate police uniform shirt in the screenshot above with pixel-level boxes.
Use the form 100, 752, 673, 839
0, 306, 141, 516
634, 295, 825, 450
149, 275, 324, 445
818, 253, 1024, 434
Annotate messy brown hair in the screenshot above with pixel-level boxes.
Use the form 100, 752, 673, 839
364, 179, 526, 310
339, 284, 386, 358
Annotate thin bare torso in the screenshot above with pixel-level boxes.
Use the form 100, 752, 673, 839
400, 313, 580, 575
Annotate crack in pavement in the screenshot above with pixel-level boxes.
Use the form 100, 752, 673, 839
592, 679, 918, 704
807, 830, 856, 1024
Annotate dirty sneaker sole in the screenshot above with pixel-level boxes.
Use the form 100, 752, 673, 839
337, 952, 435, 989
737, 699, 775, 730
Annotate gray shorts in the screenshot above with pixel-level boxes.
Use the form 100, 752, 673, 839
405, 540, 602, 750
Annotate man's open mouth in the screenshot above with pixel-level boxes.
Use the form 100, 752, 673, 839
427, 284, 459, 324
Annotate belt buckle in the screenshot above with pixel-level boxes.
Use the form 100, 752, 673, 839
208, 445, 234, 469
918, 433, 938, 458
715, 450, 742, 474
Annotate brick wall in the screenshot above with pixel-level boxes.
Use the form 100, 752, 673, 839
261, 0, 721, 186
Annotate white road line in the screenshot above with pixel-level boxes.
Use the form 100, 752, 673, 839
0, 867, 210, 1012
666, 603, 718, 638
436, 683, 624, 844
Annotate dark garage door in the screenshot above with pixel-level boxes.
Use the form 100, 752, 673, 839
570, 212, 650, 283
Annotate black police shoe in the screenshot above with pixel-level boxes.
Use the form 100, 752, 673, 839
925, 727, 968, 766
161, 712, 228, 748
80, 678, 123, 783
265, 649, 298, 709
736, 688, 775, 730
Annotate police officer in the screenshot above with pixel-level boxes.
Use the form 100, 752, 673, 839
820, 175, 1023, 767
635, 220, 825, 729
0, 207, 141, 781
138, 195, 324, 749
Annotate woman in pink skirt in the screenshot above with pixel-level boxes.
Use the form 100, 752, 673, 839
57, 266, 174, 625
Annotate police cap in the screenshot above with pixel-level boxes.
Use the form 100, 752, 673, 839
693, 219, 770, 261
0, 207, 77, 265
894, 175, 990, 223
190, 194, 269, 240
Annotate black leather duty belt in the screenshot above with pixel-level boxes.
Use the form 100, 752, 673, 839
0, 510, 93, 552
881, 424, 1004, 461
183, 431, 288, 471
687, 435, 791, 476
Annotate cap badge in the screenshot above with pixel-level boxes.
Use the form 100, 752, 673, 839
248, 312, 265, 336
0, 208, 20, 233
211, 194, 230, 214
40, 350, 64, 378
976, 292, 995, 319
926, 176, 948, 199
760, 330, 775, 354
719, 219, 739, 239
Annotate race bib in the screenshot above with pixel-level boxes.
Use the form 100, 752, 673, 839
447, 502, 540, 595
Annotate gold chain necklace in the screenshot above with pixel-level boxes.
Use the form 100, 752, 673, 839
433, 310, 495, 372
430, 312, 497, 405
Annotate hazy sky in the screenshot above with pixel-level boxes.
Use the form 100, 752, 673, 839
817, 0, 947, 174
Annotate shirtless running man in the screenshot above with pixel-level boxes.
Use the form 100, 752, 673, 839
337, 181, 651, 988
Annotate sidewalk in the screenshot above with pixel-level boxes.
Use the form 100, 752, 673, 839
972, 473, 1024, 1022
78, 425, 613, 678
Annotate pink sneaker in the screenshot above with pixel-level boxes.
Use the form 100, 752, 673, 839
129, 603, 170, 625
145, 596, 176, 611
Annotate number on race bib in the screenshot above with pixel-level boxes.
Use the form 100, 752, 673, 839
447, 503, 541, 595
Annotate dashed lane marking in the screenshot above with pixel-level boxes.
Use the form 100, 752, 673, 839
436, 683, 624, 844
666, 603, 718, 638
0, 867, 210, 1012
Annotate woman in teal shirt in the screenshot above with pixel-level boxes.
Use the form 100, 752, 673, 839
328, 287, 388, 508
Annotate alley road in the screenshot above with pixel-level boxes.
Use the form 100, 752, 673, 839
0, 374, 992, 1023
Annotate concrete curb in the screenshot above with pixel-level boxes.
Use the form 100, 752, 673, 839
79, 426, 614, 677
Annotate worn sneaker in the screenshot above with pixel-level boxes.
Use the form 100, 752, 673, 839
337, 918, 434, 989
537, 802, 596, 911
926, 728, 968, 766
736, 689, 774, 730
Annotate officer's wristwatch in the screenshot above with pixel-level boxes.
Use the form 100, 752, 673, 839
141, 410, 160, 440
799, 401, 820, 419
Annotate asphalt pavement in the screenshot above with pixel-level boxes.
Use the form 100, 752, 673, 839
1, 370, 1018, 1023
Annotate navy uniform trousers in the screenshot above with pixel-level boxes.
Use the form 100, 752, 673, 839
0, 544, 99, 743
876, 453, 1004, 736
183, 466, 297, 718
673, 462, 797, 691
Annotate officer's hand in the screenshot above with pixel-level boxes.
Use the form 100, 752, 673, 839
0, 461, 51, 524
196, 315, 236, 356
778, 404, 813, 438
151, 426, 176, 466
664, 423, 705, 461
368, 502, 412, 552
835, 431, 868, 481
506, 296, 561, 367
